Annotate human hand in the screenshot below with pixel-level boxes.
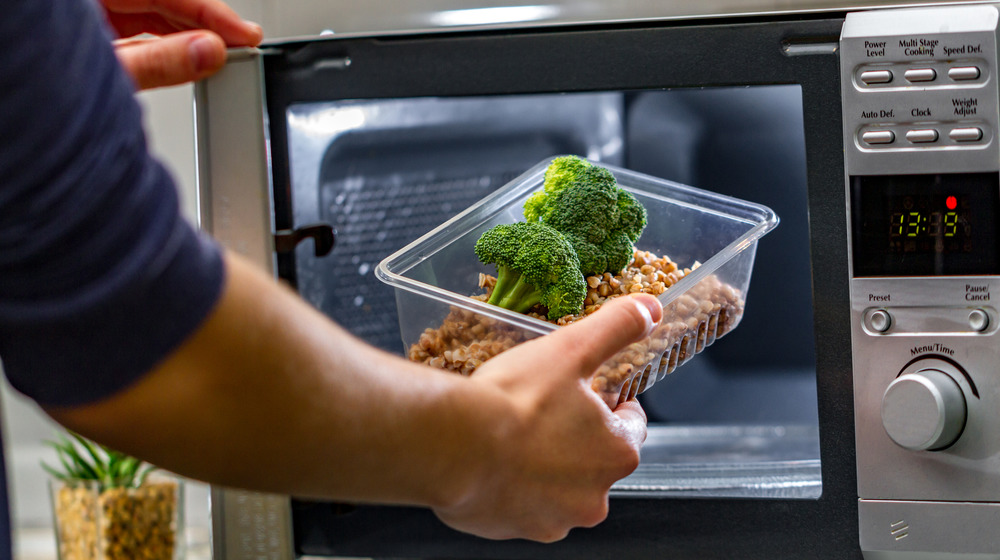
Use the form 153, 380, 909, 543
101, 0, 264, 90
434, 293, 661, 542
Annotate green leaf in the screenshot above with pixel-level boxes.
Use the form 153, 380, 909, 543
44, 435, 98, 481
70, 433, 106, 473
39, 432, 152, 488
106, 452, 121, 475
121, 456, 140, 477
40, 462, 69, 482
67, 451, 99, 481
112, 456, 139, 487
53, 450, 81, 479
136, 464, 157, 487
48, 439, 90, 480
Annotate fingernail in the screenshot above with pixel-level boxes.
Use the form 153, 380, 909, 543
628, 294, 658, 338
189, 37, 219, 72
244, 20, 264, 38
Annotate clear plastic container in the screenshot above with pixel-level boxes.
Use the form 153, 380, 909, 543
376, 157, 778, 408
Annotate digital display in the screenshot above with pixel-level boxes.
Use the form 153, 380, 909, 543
851, 173, 1000, 277
887, 193, 970, 253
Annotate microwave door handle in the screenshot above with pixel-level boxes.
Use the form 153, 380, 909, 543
274, 224, 336, 257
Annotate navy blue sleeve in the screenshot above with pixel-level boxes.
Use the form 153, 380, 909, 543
0, 0, 226, 407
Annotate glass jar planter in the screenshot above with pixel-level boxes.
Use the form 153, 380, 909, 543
49, 476, 184, 560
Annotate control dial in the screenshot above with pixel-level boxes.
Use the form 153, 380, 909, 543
881, 363, 968, 451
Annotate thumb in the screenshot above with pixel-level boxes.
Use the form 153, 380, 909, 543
114, 31, 227, 90
535, 293, 662, 379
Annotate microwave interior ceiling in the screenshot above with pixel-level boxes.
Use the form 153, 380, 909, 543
252, 0, 993, 39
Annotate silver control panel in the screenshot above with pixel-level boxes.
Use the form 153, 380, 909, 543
842, 5, 1000, 560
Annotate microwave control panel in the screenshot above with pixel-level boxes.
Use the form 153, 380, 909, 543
842, 5, 1000, 560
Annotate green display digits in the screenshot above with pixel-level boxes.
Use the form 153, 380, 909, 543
851, 173, 999, 277
890, 211, 960, 238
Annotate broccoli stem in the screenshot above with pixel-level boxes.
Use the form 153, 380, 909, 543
488, 265, 543, 313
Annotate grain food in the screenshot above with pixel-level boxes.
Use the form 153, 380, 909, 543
52, 479, 179, 560
408, 249, 745, 407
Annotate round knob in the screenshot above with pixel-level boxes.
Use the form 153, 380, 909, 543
882, 368, 967, 451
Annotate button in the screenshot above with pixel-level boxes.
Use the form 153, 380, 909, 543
868, 309, 892, 332
862, 130, 896, 145
949, 66, 981, 81
906, 129, 939, 143
950, 127, 983, 142
904, 68, 937, 82
860, 70, 894, 85
969, 309, 990, 332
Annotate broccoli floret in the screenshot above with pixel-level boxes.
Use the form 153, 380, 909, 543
474, 222, 587, 319
545, 166, 619, 243
523, 155, 593, 223
524, 156, 648, 276
566, 230, 635, 278
616, 189, 647, 242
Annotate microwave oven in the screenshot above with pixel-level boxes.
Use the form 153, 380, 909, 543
194, 1, 1000, 558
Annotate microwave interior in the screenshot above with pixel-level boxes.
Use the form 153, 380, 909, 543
252, 16, 853, 558
286, 86, 821, 497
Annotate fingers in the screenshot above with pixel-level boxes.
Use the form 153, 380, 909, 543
539, 293, 662, 379
114, 31, 227, 90
610, 399, 648, 451
106, 12, 185, 38
103, 0, 263, 46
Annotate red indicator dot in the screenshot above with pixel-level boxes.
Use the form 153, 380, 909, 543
946, 195, 958, 210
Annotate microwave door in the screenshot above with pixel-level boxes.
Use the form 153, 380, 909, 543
197, 14, 855, 560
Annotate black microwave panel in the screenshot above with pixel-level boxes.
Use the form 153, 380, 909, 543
260, 13, 855, 560
851, 172, 1000, 277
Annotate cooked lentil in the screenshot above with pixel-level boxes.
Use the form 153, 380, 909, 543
408, 249, 744, 407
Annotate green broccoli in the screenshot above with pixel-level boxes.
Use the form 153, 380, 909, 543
523, 156, 648, 276
523, 155, 593, 223
474, 221, 587, 319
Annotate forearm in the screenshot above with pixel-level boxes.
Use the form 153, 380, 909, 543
46, 251, 501, 509
3, 0, 653, 541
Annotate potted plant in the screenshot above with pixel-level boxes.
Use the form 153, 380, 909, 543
42, 432, 183, 560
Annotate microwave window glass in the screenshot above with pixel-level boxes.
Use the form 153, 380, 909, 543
285, 85, 820, 500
